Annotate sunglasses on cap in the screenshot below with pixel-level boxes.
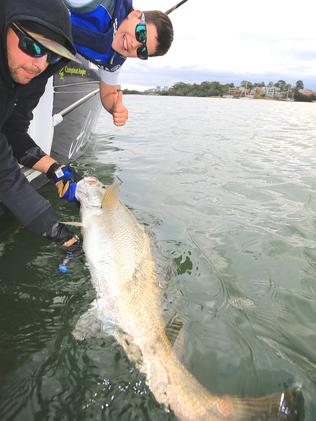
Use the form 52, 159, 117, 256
11, 23, 62, 65
135, 13, 148, 60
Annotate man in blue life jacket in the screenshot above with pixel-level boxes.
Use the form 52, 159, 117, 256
47, 1, 173, 205
64, 0, 174, 127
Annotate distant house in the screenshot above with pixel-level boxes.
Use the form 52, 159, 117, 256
154, 85, 169, 93
228, 87, 240, 96
299, 89, 316, 96
265, 86, 275, 97
265, 86, 281, 98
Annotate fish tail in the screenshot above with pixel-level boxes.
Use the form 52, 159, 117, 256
146, 343, 304, 420
231, 386, 304, 420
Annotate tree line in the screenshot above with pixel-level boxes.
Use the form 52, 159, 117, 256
123, 80, 316, 102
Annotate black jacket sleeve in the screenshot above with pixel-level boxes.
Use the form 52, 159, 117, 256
0, 131, 76, 244
2, 77, 48, 168
0, 130, 57, 234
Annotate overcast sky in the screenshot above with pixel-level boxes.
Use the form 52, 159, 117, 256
121, 0, 316, 90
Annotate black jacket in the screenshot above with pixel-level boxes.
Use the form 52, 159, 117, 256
0, 0, 75, 238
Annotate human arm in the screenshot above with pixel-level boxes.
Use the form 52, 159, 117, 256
32, 155, 56, 173
1, 76, 78, 245
31, 156, 77, 203
2, 77, 48, 167
100, 81, 128, 126
5, 128, 77, 203
0, 132, 77, 249
3, 77, 77, 202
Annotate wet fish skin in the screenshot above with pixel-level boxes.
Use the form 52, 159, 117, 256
74, 176, 303, 421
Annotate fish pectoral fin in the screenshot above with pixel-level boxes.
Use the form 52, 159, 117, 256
60, 221, 85, 228
72, 300, 103, 341
113, 329, 143, 364
165, 315, 184, 346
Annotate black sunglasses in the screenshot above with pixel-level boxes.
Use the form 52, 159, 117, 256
135, 13, 148, 60
11, 23, 61, 65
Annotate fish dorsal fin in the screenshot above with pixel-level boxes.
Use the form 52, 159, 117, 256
102, 183, 119, 210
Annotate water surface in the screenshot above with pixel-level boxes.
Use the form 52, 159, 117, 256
1, 96, 316, 419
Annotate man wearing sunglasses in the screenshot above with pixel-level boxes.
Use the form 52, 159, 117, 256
0, 0, 82, 251
65, 0, 173, 126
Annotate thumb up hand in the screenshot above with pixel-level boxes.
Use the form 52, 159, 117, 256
112, 90, 128, 126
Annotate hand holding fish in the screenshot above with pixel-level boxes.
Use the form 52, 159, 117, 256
47, 221, 80, 250
46, 162, 77, 202
48, 221, 82, 273
58, 233, 82, 273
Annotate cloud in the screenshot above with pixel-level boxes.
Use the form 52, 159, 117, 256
288, 49, 316, 61
126, 0, 316, 90
122, 63, 316, 90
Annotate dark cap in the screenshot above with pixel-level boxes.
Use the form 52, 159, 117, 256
17, 20, 81, 63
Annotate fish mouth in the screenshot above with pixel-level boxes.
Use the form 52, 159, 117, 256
76, 176, 106, 208
84, 176, 98, 186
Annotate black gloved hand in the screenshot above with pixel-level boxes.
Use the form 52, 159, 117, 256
48, 222, 83, 273
49, 222, 81, 250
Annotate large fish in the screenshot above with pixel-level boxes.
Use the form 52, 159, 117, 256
73, 176, 302, 420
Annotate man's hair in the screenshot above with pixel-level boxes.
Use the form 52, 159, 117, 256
144, 11, 174, 57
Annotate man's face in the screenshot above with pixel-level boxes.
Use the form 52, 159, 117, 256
6, 26, 49, 85
112, 10, 158, 58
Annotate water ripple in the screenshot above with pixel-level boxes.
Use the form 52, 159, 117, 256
1, 97, 316, 419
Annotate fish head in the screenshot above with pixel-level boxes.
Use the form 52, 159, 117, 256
75, 176, 107, 208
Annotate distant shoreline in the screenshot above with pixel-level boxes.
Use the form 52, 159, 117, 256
123, 91, 316, 103
122, 80, 315, 103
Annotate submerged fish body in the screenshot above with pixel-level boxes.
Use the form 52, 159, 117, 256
74, 177, 302, 421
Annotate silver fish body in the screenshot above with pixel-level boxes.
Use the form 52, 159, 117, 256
74, 177, 302, 421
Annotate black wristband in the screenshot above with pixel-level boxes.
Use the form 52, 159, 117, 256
46, 162, 60, 179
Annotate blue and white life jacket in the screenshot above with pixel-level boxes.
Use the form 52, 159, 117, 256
67, 0, 133, 71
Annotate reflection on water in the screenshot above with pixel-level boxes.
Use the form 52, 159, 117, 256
1, 97, 316, 419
